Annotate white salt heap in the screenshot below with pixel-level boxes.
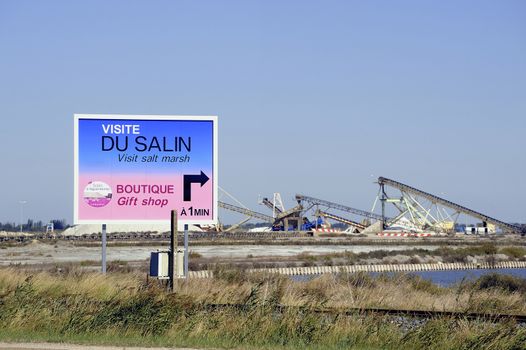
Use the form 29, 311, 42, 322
62, 223, 204, 236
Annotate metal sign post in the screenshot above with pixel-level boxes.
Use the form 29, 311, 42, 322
101, 224, 107, 274
169, 210, 178, 290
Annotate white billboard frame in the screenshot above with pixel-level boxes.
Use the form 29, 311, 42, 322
74, 114, 218, 225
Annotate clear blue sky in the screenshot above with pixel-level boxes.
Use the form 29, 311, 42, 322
0, 0, 525, 225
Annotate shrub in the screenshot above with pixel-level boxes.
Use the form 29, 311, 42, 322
499, 247, 526, 259
435, 247, 467, 263
212, 264, 248, 284
358, 250, 391, 260
409, 256, 422, 264
475, 273, 526, 294
405, 274, 444, 295
107, 260, 133, 273
188, 251, 202, 259
297, 252, 316, 261
337, 271, 376, 288
466, 243, 498, 256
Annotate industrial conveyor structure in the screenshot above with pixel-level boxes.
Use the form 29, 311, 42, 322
218, 201, 274, 223
315, 210, 367, 232
274, 204, 303, 221
219, 200, 304, 231
260, 197, 282, 214
295, 194, 384, 222
376, 177, 523, 234
273, 204, 304, 230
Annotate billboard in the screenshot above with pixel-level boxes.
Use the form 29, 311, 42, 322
74, 114, 217, 224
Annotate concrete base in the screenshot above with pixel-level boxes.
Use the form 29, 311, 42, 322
188, 261, 526, 278
361, 221, 384, 234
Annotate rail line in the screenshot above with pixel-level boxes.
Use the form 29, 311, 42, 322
0, 231, 314, 243
201, 303, 526, 324
1, 231, 524, 245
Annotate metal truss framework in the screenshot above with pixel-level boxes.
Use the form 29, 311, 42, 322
219, 188, 304, 230
375, 177, 523, 234
296, 194, 384, 221
259, 193, 286, 219
218, 201, 274, 223
315, 210, 367, 231
373, 188, 461, 233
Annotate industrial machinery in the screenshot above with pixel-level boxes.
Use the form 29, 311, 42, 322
294, 194, 381, 232
375, 176, 524, 234
295, 194, 384, 222
315, 210, 367, 233
259, 193, 286, 218
219, 201, 274, 223
218, 179, 524, 235
219, 198, 305, 231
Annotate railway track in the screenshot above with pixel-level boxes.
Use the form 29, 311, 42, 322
1, 231, 523, 245
202, 303, 526, 324
0, 231, 314, 243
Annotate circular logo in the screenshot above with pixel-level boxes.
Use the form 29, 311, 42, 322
83, 181, 112, 207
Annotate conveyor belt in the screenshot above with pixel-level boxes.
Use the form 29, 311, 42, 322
317, 210, 367, 230
220, 201, 301, 227
295, 194, 384, 221
261, 197, 283, 213
378, 177, 523, 233
275, 204, 303, 221
218, 201, 274, 223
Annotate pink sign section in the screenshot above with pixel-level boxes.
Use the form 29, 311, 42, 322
78, 174, 213, 221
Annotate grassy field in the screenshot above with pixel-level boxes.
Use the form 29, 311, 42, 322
289, 244, 526, 266
1, 267, 526, 349
184, 243, 526, 271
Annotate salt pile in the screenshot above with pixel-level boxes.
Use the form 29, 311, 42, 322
62, 223, 204, 236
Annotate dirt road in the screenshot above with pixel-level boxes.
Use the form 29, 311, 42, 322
0, 342, 206, 350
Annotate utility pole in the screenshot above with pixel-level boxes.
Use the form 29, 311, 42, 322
380, 184, 386, 230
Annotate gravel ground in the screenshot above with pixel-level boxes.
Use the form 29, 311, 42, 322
0, 241, 437, 266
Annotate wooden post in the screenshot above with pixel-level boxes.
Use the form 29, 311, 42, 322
169, 210, 178, 291
184, 224, 189, 278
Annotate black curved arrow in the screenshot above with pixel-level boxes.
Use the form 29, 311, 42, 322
183, 171, 210, 201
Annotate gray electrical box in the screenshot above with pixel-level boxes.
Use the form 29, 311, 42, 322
150, 249, 185, 279
150, 251, 169, 279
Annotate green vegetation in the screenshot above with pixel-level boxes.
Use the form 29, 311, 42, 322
292, 244, 526, 267
475, 273, 526, 294
499, 246, 526, 259
189, 250, 203, 258
1, 268, 526, 349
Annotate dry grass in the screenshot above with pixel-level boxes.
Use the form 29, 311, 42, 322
1, 267, 526, 315
1, 267, 526, 349
0, 268, 139, 301
286, 244, 526, 267
170, 270, 526, 315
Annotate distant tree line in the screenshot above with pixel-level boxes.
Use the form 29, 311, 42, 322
0, 219, 69, 232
